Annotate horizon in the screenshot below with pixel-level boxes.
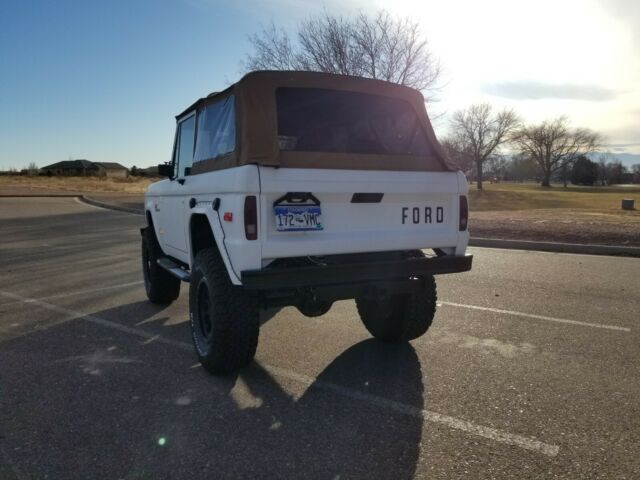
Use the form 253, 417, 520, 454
1, 0, 638, 170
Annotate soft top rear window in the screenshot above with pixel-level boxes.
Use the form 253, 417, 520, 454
276, 87, 431, 156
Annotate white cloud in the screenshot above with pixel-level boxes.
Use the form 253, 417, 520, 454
483, 82, 617, 101
370, 0, 640, 151
222, 0, 640, 151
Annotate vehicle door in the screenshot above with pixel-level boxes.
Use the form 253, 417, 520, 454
161, 112, 195, 259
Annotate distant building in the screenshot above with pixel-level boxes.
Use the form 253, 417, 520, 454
41, 159, 95, 176
41, 160, 129, 178
138, 166, 159, 177
93, 162, 129, 178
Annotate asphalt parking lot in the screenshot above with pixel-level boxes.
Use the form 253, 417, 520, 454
1, 197, 639, 479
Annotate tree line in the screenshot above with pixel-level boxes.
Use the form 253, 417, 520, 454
456, 151, 638, 186
441, 108, 625, 188
245, 9, 640, 187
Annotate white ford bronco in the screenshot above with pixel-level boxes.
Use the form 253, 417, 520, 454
142, 71, 472, 374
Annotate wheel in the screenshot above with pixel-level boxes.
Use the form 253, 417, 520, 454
356, 275, 437, 342
189, 248, 259, 374
142, 226, 181, 305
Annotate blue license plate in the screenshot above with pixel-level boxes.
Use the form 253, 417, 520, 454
274, 205, 323, 231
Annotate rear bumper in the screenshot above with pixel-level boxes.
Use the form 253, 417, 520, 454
241, 254, 472, 290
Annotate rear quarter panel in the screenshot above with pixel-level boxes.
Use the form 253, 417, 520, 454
183, 165, 261, 285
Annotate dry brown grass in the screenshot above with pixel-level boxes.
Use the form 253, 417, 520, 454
468, 182, 640, 215
467, 183, 640, 245
3, 175, 638, 217
0, 175, 155, 193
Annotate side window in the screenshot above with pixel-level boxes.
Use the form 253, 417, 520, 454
194, 95, 235, 164
175, 114, 196, 177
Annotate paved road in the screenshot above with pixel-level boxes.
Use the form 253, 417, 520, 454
1, 197, 638, 479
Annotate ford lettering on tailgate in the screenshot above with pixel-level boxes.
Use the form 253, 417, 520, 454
402, 206, 444, 224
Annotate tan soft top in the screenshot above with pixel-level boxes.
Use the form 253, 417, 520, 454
181, 71, 455, 173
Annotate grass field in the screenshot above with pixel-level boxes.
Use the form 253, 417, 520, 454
468, 182, 640, 213
2, 175, 638, 244
0, 175, 154, 193
467, 183, 640, 245
1, 176, 638, 215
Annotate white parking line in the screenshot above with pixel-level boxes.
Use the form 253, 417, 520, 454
0, 281, 143, 307
264, 364, 559, 457
7, 248, 137, 264
0, 289, 560, 458
439, 301, 630, 332
0, 290, 189, 348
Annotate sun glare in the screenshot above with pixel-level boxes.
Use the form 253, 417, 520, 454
382, 0, 627, 85
379, 0, 637, 143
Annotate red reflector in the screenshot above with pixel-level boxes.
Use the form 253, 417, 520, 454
244, 195, 258, 240
223, 212, 233, 222
459, 195, 469, 231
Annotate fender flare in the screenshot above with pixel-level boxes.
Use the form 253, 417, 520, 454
143, 209, 164, 252
188, 207, 242, 285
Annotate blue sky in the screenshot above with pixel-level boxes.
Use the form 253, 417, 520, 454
1, 0, 638, 170
0, 0, 271, 169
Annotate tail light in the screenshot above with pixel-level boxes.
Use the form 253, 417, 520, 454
244, 195, 258, 240
459, 195, 468, 231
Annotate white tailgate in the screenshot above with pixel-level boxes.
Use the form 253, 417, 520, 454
258, 167, 466, 260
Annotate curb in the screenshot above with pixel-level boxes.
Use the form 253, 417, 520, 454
79, 195, 144, 215
469, 237, 640, 257
0, 194, 79, 197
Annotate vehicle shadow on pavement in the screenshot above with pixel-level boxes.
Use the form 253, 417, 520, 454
260, 306, 283, 325
91, 299, 177, 329
1, 299, 425, 479
236, 340, 424, 478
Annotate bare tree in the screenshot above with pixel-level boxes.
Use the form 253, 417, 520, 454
26, 162, 39, 176
243, 10, 441, 95
485, 155, 509, 183
597, 152, 611, 186
245, 23, 298, 70
449, 104, 520, 190
440, 136, 474, 176
507, 154, 538, 182
632, 163, 640, 184
605, 160, 627, 185
512, 117, 601, 187
351, 11, 441, 92
559, 157, 575, 188
296, 13, 363, 76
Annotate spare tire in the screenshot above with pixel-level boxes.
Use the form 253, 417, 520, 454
356, 275, 437, 342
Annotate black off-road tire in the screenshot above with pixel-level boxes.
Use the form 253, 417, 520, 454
189, 248, 259, 375
142, 227, 181, 305
356, 275, 437, 342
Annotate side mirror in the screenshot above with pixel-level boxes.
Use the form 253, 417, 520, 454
157, 163, 173, 178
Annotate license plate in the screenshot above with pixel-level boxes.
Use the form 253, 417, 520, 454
274, 205, 323, 231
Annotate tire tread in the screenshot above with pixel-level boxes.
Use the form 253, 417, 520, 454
142, 227, 180, 305
190, 248, 259, 374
